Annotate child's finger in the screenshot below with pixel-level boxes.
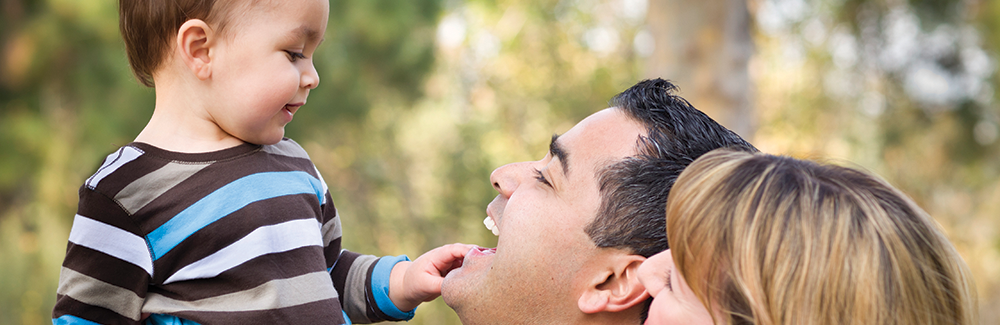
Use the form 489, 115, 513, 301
428, 243, 477, 274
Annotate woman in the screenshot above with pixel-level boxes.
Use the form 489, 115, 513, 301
638, 149, 977, 325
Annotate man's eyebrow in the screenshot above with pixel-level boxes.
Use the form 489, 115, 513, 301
549, 134, 569, 175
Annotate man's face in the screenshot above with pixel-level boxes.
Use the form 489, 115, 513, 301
442, 108, 644, 324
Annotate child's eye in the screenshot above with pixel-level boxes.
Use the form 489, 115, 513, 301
284, 50, 307, 62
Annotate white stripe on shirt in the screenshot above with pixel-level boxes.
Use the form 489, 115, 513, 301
86, 146, 143, 188
164, 218, 324, 284
68, 214, 153, 276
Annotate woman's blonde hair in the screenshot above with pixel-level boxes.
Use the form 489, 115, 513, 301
665, 149, 977, 325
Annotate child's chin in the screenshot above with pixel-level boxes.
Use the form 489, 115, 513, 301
250, 134, 285, 146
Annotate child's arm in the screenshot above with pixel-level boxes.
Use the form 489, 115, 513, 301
53, 189, 151, 325
388, 243, 476, 311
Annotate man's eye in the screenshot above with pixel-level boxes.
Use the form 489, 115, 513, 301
534, 169, 552, 187
284, 50, 307, 62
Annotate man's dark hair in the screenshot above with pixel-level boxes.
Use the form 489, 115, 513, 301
585, 78, 758, 258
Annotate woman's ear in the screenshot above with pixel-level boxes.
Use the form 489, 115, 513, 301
578, 254, 650, 314
175, 19, 214, 80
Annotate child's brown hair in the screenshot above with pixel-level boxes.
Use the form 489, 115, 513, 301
119, 0, 247, 87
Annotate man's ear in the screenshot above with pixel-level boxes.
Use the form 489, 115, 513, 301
578, 254, 650, 314
175, 19, 214, 80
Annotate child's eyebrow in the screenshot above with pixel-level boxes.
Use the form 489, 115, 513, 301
284, 25, 323, 46
295, 25, 323, 43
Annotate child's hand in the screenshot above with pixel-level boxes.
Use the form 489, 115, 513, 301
388, 243, 476, 312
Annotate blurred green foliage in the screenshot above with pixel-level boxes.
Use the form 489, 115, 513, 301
1, 0, 999, 324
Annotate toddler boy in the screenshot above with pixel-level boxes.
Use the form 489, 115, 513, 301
52, 0, 472, 324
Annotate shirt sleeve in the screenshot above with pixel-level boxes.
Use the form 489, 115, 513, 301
329, 251, 414, 324
320, 190, 415, 323
52, 187, 152, 325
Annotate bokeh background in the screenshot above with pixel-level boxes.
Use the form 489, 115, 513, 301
2, 0, 998, 323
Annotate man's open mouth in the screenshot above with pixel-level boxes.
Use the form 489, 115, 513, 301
483, 215, 499, 236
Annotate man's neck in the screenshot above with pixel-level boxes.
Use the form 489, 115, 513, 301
575, 308, 645, 325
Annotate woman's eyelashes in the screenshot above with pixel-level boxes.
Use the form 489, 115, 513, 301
665, 269, 673, 292
534, 169, 552, 187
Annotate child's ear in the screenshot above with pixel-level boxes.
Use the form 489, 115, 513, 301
175, 19, 214, 80
578, 254, 650, 314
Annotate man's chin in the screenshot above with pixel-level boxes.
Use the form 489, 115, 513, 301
441, 247, 496, 311
441, 280, 499, 325
440, 272, 478, 320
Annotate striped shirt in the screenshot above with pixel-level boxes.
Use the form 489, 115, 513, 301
52, 139, 413, 325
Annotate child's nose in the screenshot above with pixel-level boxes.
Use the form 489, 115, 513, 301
301, 63, 319, 89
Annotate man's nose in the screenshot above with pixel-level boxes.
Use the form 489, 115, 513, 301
489, 162, 526, 198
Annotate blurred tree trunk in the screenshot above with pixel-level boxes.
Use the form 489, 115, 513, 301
644, 0, 755, 139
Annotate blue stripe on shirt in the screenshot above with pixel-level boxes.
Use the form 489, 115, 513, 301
342, 310, 352, 325
53, 315, 102, 325
147, 171, 324, 260
143, 314, 203, 325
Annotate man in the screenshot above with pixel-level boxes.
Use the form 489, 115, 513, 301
441, 79, 757, 324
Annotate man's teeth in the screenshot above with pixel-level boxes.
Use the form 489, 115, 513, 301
483, 216, 499, 236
